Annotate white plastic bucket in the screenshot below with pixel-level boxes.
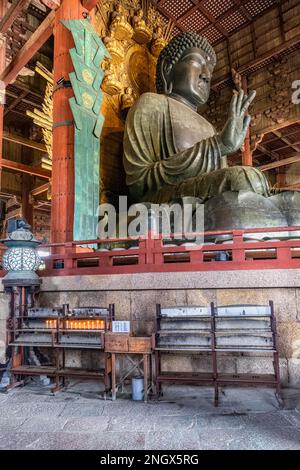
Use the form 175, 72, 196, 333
132, 376, 144, 401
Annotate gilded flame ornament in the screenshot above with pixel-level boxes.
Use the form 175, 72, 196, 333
110, 3, 133, 40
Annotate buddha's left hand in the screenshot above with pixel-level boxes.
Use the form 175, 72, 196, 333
218, 89, 256, 156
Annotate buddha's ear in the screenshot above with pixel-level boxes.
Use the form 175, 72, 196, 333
160, 57, 173, 95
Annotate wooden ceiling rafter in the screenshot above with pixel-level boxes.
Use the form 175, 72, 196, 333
256, 144, 280, 162
0, 0, 31, 35
253, 123, 300, 171
3, 130, 47, 152
232, 0, 252, 21
7, 82, 44, 101
258, 154, 300, 172
153, 1, 185, 33
1, 158, 51, 179
4, 90, 28, 117
30, 182, 50, 197
191, 1, 233, 37
0, 9, 55, 86
272, 130, 300, 154
155, 0, 281, 44
4, 108, 32, 120
271, 141, 300, 152
279, 182, 300, 190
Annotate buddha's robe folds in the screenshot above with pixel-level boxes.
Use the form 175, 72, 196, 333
123, 92, 270, 204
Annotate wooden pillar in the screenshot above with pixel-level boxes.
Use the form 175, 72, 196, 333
0, 35, 4, 189
0, 1, 7, 189
276, 170, 286, 189
241, 76, 253, 166
51, 0, 87, 243
21, 174, 33, 227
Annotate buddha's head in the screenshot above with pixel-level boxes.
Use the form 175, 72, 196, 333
156, 32, 216, 109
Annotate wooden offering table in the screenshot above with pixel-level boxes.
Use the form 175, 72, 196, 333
105, 333, 152, 402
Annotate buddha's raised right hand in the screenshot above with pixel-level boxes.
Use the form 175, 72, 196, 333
217, 89, 256, 156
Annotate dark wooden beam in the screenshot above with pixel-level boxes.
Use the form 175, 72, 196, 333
176, 4, 199, 25
3, 131, 47, 152
7, 82, 44, 101
273, 130, 300, 153
155, 3, 185, 33
279, 182, 300, 190
0, 10, 55, 85
272, 141, 300, 151
1, 158, 51, 179
0, 0, 30, 35
194, 1, 229, 37
232, 0, 252, 21
4, 109, 32, 120
258, 154, 300, 171
30, 182, 50, 197
4, 90, 28, 117
257, 144, 279, 161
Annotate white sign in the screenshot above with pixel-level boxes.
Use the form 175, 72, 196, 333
112, 320, 130, 333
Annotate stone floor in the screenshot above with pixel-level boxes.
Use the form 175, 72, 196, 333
0, 380, 300, 450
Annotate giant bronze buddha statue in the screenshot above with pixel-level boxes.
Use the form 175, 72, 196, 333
123, 32, 299, 231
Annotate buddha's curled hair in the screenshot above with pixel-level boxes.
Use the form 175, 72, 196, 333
156, 31, 216, 94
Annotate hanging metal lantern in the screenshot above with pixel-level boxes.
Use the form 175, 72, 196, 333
1, 219, 42, 287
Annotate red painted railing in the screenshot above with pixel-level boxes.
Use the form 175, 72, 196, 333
1, 226, 300, 277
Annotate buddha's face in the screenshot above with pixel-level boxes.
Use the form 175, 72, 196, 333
168, 47, 214, 108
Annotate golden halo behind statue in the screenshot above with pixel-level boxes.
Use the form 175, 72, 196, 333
126, 44, 156, 97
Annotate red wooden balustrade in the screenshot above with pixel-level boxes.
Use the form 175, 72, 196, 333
1, 226, 300, 277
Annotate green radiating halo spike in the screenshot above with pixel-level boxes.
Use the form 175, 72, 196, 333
61, 19, 110, 246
